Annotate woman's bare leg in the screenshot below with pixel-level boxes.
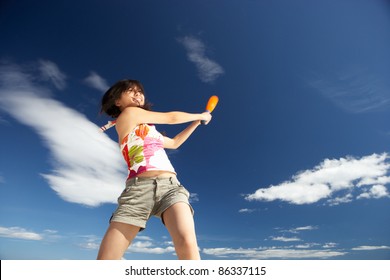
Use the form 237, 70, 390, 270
97, 221, 140, 260
163, 202, 200, 260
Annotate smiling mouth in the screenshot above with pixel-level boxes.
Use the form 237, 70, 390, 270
133, 98, 142, 106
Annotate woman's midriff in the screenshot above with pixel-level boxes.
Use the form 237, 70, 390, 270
136, 170, 176, 178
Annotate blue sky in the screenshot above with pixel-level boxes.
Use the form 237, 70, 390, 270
0, 0, 389, 260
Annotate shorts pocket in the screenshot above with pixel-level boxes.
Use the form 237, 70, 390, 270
117, 185, 143, 204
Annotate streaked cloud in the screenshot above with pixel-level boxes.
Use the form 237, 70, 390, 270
246, 153, 390, 205
78, 234, 175, 255
78, 235, 101, 250
0, 226, 43, 241
127, 241, 175, 255
271, 236, 301, 242
178, 35, 224, 83
352, 245, 390, 251
0, 61, 125, 207
203, 247, 346, 259
84, 71, 109, 92
239, 208, 256, 213
270, 225, 318, 242
38, 60, 67, 90
124, 235, 176, 255
323, 242, 338, 248
202, 225, 348, 259
308, 68, 390, 113
291, 226, 318, 232
189, 192, 199, 203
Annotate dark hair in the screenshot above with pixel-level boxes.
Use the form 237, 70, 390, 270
100, 79, 152, 118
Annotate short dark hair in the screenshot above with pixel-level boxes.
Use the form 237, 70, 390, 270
100, 79, 152, 118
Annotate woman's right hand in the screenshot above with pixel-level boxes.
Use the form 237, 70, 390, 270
201, 112, 212, 125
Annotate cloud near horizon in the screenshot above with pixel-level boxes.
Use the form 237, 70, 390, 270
0, 61, 125, 207
178, 35, 224, 83
202, 247, 346, 259
0, 226, 43, 241
246, 153, 390, 205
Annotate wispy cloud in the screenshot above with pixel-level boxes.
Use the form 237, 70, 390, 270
38, 60, 67, 90
203, 247, 346, 259
78, 235, 102, 250
83, 71, 109, 92
79, 234, 177, 256
269, 225, 318, 243
0, 226, 43, 241
271, 236, 301, 242
245, 153, 390, 205
202, 225, 347, 259
290, 226, 318, 232
307, 68, 390, 113
352, 245, 390, 251
177, 35, 224, 83
127, 240, 175, 255
78, 234, 163, 254
239, 208, 256, 213
189, 192, 199, 203
203, 225, 390, 259
0, 61, 125, 207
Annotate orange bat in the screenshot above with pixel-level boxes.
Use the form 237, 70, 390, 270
202, 95, 219, 124
205, 95, 219, 113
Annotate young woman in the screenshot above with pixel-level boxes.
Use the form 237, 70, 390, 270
97, 79, 212, 260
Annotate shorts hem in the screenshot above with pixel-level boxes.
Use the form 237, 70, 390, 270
110, 217, 146, 231
160, 201, 194, 225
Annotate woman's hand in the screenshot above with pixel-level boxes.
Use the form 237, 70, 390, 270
201, 112, 212, 125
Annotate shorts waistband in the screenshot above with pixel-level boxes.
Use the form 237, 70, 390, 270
126, 176, 179, 187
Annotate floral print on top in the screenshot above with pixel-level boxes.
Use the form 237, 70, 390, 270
120, 124, 176, 179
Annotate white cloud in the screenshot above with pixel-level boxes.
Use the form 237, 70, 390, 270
296, 243, 320, 249
0, 61, 125, 207
352, 245, 390, 251
39, 60, 67, 90
127, 241, 175, 255
178, 36, 224, 83
203, 247, 346, 259
78, 235, 101, 250
357, 185, 389, 199
246, 153, 390, 205
322, 243, 338, 248
189, 192, 199, 203
293, 226, 318, 232
0, 226, 43, 240
78, 234, 176, 255
239, 208, 256, 213
271, 236, 301, 242
283, 225, 318, 233
84, 71, 109, 92
80, 242, 100, 250
135, 235, 153, 241
326, 193, 354, 206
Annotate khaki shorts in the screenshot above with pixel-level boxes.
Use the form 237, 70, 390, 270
110, 176, 193, 231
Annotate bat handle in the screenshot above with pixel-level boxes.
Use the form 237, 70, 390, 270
201, 110, 210, 125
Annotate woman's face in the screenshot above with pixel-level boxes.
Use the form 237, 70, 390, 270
116, 86, 145, 110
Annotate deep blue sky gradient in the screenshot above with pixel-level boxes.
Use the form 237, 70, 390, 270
0, 0, 389, 259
